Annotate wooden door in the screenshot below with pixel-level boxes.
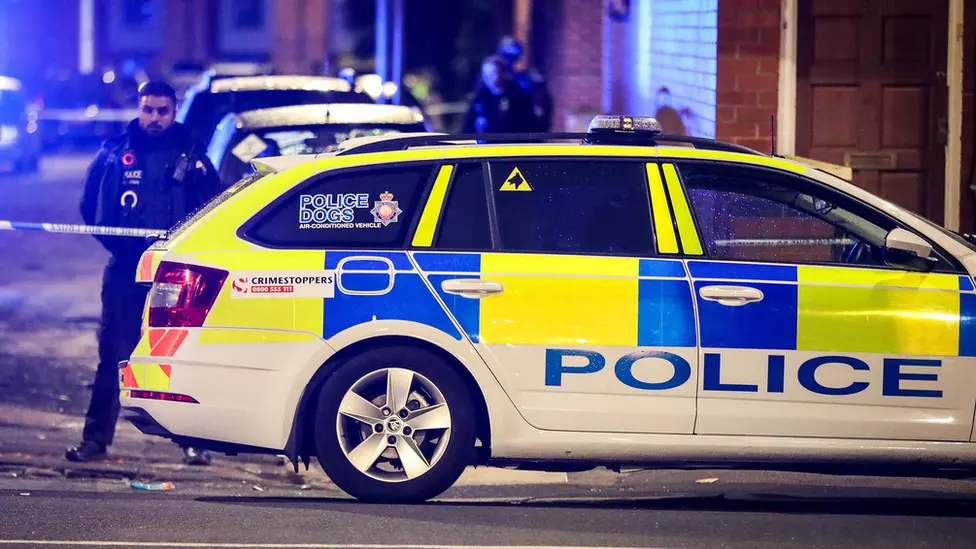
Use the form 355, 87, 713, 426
797, 0, 949, 223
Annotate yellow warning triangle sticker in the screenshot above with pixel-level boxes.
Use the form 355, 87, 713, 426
499, 167, 533, 191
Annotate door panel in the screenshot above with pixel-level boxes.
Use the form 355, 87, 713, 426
797, 0, 948, 222
690, 259, 976, 441
414, 251, 699, 434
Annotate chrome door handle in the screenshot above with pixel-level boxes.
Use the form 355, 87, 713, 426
441, 279, 504, 298
699, 285, 764, 307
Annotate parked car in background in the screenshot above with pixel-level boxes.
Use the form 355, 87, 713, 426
205, 103, 428, 186
177, 75, 376, 146
0, 76, 41, 173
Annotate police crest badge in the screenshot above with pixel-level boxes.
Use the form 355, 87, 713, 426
370, 191, 402, 226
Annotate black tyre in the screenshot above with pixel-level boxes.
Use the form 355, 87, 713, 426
313, 345, 476, 503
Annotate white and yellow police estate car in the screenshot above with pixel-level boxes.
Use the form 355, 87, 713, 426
120, 115, 976, 503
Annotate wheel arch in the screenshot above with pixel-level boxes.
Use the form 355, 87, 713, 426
283, 334, 492, 471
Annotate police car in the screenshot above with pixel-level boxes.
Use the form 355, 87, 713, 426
120, 115, 976, 503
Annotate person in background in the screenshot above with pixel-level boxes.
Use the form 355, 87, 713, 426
496, 35, 553, 132
462, 55, 535, 135
67, 81, 222, 466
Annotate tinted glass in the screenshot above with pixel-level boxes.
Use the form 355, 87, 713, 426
434, 164, 491, 250
679, 162, 892, 266
217, 123, 427, 185
244, 165, 433, 248
181, 89, 374, 143
489, 161, 654, 256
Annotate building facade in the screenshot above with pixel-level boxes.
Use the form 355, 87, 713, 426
530, 0, 975, 232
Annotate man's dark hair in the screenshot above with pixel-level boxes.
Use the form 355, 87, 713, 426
138, 80, 177, 104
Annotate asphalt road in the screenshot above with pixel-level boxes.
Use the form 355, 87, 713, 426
2, 154, 976, 548
2, 478, 976, 549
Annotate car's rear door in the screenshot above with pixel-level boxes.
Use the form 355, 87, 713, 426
662, 158, 976, 442
411, 157, 700, 435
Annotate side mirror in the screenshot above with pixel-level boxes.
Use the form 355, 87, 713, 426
884, 228, 935, 271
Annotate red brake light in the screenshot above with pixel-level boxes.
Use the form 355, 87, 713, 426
128, 390, 199, 404
148, 262, 227, 327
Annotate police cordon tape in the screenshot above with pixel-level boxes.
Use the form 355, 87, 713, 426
0, 220, 164, 238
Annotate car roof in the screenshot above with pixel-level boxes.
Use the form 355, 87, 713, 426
0, 76, 22, 92
208, 75, 354, 94
232, 103, 425, 130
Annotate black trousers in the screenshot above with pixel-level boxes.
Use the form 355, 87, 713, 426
82, 254, 149, 446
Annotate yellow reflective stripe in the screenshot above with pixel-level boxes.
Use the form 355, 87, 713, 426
197, 329, 318, 344
481, 253, 638, 276
412, 165, 455, 247
143, 364, 171, 391
661, 163, 703, 256
647, 163, 678, 254
798, 265, 958, 290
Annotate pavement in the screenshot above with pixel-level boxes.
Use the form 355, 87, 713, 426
2, 154, 976, 548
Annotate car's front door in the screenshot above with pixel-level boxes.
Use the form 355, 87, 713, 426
412, 158, 699, 435
667, 159, 976, 442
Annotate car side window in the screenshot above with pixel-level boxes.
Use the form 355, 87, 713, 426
242, 165, 434, 248
488, 160, 655, 256
676, 161, 950, 269
434, 163, 492, 251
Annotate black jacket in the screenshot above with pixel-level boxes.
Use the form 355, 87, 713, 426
80, 120, 222, 258
462, 82, 536, 135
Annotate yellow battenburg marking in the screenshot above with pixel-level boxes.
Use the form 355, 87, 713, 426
479, 254, 639, 346
412, 165, 455, 247
193, 250, 326, 336
440, 144, 660, 160
661, 163, 703, 255
797, 266, 960, 355
798, 265, 958, 290
657, 147, 806, 174
143, 364, 171, 391
646, 163, 678, 254
197, 329, 317, 344
499, 167, 533, 191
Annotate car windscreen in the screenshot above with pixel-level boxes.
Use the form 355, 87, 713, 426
180, 89, 374, 144
217, 122, 426, 185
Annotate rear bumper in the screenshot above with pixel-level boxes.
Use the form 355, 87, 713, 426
120, 406, 281, 456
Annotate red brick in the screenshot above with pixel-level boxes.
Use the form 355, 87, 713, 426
720, 28, 761, 45
731, 137, 773, 152
758, 90, 779, 108
718, 91, 758, 106
758, 58, 779, 76
758, 27, 781, 47
720, 58, 759, 74
738, 41, 780, 57
717, 71, 738, 93
718, 106, 736, 123
718, 11, 738, 28
720, 123, 760, 139
737, 11, 780, 28
735, 106, 777, 124
736, 72, 779, 92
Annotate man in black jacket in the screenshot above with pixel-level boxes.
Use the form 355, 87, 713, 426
462, 56, 536, 135
67, 81, 222, 465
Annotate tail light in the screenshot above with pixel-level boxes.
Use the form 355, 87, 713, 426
148, 262, 228, 327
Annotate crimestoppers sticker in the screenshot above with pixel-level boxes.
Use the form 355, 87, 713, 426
230, 271, 336, 299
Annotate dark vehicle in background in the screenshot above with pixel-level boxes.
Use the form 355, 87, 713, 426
176, 75, 376, 146
205, 103, 428, 185
0, 76, 42, 173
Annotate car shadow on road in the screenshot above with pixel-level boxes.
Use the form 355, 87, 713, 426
195, 490, 976, 518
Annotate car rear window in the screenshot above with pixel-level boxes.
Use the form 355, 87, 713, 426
181, 89, 374, 144
241, 165, 434, 249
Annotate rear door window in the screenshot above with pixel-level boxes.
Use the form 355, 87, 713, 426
486, 159, 655, 256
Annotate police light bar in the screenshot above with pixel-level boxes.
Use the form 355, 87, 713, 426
587, 115, 662, 135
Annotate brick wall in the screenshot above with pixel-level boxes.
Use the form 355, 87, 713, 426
540, 0, 606, 131
646, 0, 718, 137
715, 0, 781, 151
